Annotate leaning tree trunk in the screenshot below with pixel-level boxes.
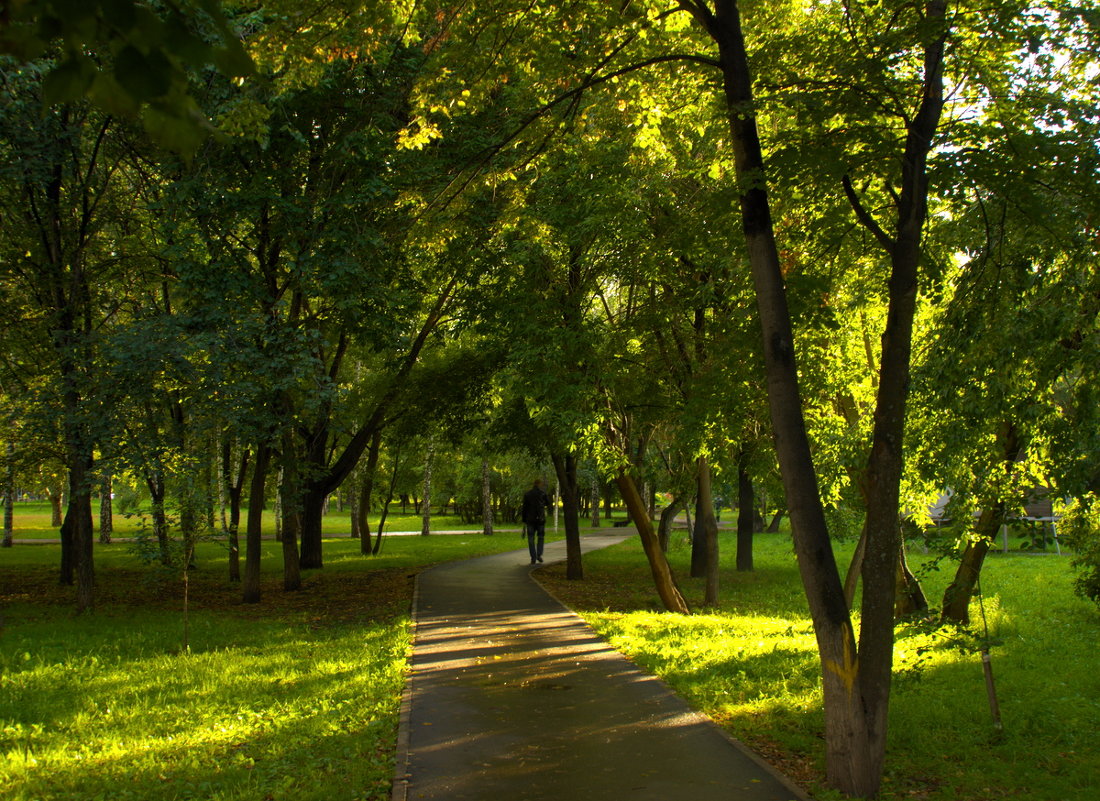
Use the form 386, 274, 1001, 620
941, 421, 1022, 624
736, 449, 755, 572
242, 445, 272, 604
616, 471, 690, 614
481, 457, 494, 536
657, 495, 687, 553
551, 452, 583, 580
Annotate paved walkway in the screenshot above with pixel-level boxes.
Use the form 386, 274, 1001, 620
392, 531, 810, 801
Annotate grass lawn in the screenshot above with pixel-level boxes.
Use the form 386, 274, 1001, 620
3, 500, 512, 540
538, 531, 1100, 801
0, 531, 550, 801
4, 523, 1095, 800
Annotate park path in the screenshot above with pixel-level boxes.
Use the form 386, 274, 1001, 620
391, 531, 810, 801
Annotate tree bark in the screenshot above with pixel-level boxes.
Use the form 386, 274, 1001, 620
657, 495, 686, 553
736, 451, 754, 572
616, 471, 690, 614
99, 472, 113, 543
551, 452, 583, 579
941, 422, 1022, 624
765, 509, 785, 533
420, 437, 434, 536
3, 444, 14, 548
695, 1, 949, 793
242, 445, 272, 604
697, 456, 720, 607
222, 440, 248, 583
279, 436, 302, 591
590, 477, 601, 528
358, 429, 382, 554
481, 457, 494, 536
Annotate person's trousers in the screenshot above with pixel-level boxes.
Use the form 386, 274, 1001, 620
526, 521, 545, 561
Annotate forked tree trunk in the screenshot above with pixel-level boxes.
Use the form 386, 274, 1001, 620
698, 1, 948, 794
551, 452, 583, 579
616, 471, 690, 614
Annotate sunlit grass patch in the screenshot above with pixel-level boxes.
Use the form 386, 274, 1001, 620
539, 531, 1100, 801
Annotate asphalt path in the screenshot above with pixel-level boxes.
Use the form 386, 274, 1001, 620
392, 531, 810, 801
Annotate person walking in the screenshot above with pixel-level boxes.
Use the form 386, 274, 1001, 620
521, 478, 552, 564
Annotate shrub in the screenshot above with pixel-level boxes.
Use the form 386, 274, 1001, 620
1057, 495, 1100, 607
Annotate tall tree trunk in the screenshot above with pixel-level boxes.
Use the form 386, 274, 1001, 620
698, 1, 948, 794
242, 445, 272, 604
146, 472, 170, 566
616, 471, 690, 614
99, 472, 113, 543
551, 452, 583, 580
736, 451, 755, 572
298, 485, 325, 567
481, 457, 494, 536
590, 477, 601, 528
690, 484, 707, 579
420, 438, 434, 536
697, 456, 720, 607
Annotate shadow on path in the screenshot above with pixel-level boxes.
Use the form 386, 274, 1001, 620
392, 531, 811, 801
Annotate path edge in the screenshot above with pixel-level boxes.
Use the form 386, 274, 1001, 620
389, 569, 421, 801
532, 563, 815, 801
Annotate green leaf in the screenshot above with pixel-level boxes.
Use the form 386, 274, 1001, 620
42, 56, 96, 105
114, 45, 173, 101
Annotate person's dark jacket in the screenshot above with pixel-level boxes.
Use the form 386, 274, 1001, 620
521, 486, 551, 525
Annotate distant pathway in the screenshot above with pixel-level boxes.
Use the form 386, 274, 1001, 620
392, 531, 809, 801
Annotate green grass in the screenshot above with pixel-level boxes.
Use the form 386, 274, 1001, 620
3, 500, 516, 540
538, 531, 1100, 801
0, 532, 551, 801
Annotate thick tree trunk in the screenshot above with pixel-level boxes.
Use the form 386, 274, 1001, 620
551, 452, 583, 579
99, 472, 113, 543
64, 456, 96, 613
616, 471, 690, 614
242, 445, 272, 604
481, 458, 494, 536
49, 487, 64, 527
737, 452, 754, 572
697, 456, 720, 607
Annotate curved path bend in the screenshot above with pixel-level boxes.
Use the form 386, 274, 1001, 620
392, 531, 810, 801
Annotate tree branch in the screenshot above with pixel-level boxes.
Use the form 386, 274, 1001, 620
842, 174, 894, 252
